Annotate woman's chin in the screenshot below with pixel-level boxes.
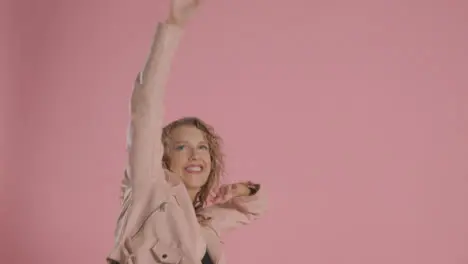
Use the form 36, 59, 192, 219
181, 175, 208, 189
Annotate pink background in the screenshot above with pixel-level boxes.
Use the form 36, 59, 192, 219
2, 0, 468, 263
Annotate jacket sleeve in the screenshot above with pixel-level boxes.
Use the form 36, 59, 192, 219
112, 22, 183, 245
127, 22, 183, 201
199, 187, 268, 238
113, 170, 132, 245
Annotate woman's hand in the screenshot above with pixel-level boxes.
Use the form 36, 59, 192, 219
211, 182, 261, 204
167, 0, 201, 27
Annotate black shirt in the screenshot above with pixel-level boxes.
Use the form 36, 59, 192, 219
108, 250, 214, 264
201, 250, 214, 264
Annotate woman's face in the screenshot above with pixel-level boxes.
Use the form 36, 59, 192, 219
167, 125, 212, 190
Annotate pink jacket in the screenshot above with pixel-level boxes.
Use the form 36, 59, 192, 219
106, 23, 267, 264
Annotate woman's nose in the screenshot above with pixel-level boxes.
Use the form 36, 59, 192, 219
189, 150, 199, 160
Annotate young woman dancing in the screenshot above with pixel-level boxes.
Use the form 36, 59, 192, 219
107, 1, 267, 264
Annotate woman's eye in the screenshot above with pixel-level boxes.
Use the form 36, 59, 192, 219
175, 145, 185, 151
199, 145, 209, 150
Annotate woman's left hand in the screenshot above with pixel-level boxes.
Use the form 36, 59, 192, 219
211, 182, 258, 204
167, 0, 201, 27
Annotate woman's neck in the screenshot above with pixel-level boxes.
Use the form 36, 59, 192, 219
187, 188, 199, 202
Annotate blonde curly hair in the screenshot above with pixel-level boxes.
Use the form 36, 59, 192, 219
161, 117, 224, 211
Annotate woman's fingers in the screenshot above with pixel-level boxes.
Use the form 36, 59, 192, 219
169, 0, 201, 26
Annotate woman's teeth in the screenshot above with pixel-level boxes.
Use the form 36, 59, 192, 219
185, 165, 202, 172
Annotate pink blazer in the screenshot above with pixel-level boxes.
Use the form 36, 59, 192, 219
106, 23, 267, 264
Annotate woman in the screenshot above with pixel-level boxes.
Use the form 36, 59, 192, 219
107, 1, 267, 264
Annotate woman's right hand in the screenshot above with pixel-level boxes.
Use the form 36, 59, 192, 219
167, 0, 201, 27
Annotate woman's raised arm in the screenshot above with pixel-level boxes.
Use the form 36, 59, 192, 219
126, 0, 200, 201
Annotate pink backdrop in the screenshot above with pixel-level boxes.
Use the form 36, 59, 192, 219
3, 0, 468, 263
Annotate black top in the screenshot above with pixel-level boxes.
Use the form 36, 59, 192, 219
108, 249, 214, 264
201, 250, 214, 264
